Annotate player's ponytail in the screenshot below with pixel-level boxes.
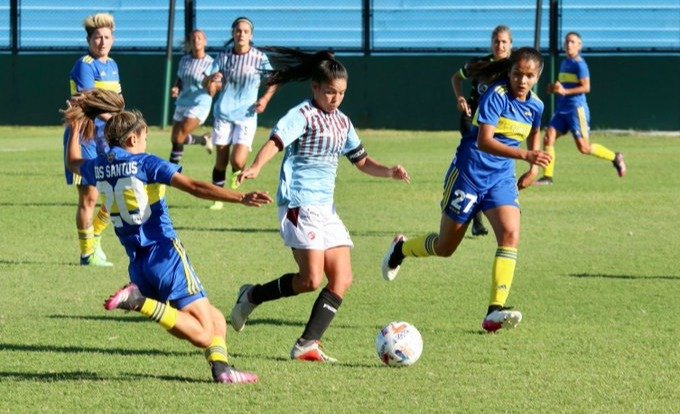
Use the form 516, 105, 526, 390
260, 47, 346, 86
61, 89, 125, 142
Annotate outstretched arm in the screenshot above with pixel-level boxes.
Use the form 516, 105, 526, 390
170, 173, 272, 207
353, 156, 410, 183
65, 120, 84, 174
238, 138, 282, 184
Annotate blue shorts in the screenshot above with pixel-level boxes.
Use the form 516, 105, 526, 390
440, 164, 519, 224
63, 119, 110, 185
549, 106, 590, 139
128, 238, 206, 310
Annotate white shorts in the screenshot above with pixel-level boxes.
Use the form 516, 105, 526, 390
211, 117, 257, 149
278, 205, 353, 251
173, 105, 211, 124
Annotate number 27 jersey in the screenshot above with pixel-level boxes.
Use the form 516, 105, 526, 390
79, 147, 181, 257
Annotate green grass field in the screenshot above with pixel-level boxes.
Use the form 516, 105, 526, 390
0, 126, 678, 413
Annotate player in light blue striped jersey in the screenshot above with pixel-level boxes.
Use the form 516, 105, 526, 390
229, 49, 410, 363
168, 30, 215, 164
382, 48, 552, 334
202, 17, 280, 209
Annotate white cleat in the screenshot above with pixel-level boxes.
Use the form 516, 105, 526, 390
482, 309, 523, 333
229, 284, 257, 332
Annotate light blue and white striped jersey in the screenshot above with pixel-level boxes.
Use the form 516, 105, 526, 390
175, 54, 214, 108
271, 99, 366, 208
206, 47, 272, 122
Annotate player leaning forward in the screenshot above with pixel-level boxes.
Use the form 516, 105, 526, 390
382, 48, 551, 333
63, 89, 272, 384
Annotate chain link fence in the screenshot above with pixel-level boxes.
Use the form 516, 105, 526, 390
1, 0, 678, 53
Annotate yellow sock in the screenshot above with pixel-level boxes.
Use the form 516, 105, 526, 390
589, 143, 615, 161
489, 247, 517, 307
92, 207, 110, 237
140, 299, 178, 330
204, 336, 229, 364
544, 145, 555, 178
78, 226, 95, 258
402, 233, 438, 258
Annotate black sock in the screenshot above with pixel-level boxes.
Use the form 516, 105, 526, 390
487, 305, 502, 315
388, 240, 405, 268
169, 142, 184, 164
250, 273, 297, 304
300, 288, 343, 341
212, 168, 226, 187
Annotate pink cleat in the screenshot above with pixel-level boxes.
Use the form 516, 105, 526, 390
103, 283, 144, 311
211, 362, 258, 384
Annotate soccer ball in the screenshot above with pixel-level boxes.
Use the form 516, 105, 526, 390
375, 321, 423, 367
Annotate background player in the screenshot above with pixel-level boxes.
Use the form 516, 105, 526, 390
229, 49, 410, 362
451, 25, 513, 236
63, 13, 120, 266
202, 17, 280, 209
168, 29, 214, 164
63, 89, 272, 384
535, 32, 626, 184
383, 48, 551, 333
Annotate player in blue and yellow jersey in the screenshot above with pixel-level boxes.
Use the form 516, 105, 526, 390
168, 29, 215, 164
63, 89, 272, 384
535, 32, 626, 185
382, 48, 552, 333
202, 17, 280, 209
452, 25, 513, 237
228, 50, 410, 363
63, 13, 122, 267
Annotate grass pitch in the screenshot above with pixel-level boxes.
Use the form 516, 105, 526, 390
0, 126, 678, 413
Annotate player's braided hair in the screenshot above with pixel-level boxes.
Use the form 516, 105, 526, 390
260, 47, 346, 86
61, 89, 125, 142
105, 110, 147, 148
466, 47, 544, 86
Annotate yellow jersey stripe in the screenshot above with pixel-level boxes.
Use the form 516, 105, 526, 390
558, 72, 579, 84
494, 117, 531, 142
94, 81, 122, 93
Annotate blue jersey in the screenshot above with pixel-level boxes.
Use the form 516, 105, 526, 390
271, 99, 367, 208
78, 147, 181, 258
175, 53, 214, 108
207, 47, 272, 122
555, 57, 589, 112
455, 81, 544, 189
69, 54, 122, 96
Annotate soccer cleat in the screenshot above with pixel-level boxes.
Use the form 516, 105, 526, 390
228, 171, 241, 190
533, 176, 554, 186
229, 284, 257, 332
211, 362, 258, 384
482, 308, 523, 333
80, 253, 113, 267
290, 340, 337, 363
381, 234, 406, 281
103, 283, 145, 311
202, 133, 213, 155
471, 216, 489, 237
613, 152, 626, 177
93, 236, 108, 261
209, 201, 224, 210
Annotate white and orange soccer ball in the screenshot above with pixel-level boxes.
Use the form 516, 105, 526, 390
375, 321, 423, 367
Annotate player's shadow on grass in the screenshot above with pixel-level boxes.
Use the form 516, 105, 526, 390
0, 202, 74, 207
174, 225, 278, 234
48, 314, 149, 323
0, 371, 208, 383
568, 273, 679, 281
0, 343, 194, 357
0, 259, 80, 266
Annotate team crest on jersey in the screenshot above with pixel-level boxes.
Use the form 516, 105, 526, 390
107, 152, 116, 163
307, 231, 316, 241
477, 83, 489, 95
